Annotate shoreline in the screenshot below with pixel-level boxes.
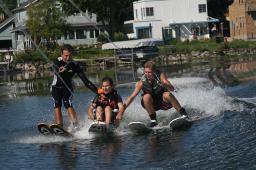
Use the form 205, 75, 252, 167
3, 48, 256, 72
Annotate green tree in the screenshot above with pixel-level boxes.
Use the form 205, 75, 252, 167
113, 32, 128, 41
207, 0, 234, 20
26, 0, 68, 46
97, 32, 109, 44
0, 0, 16, 17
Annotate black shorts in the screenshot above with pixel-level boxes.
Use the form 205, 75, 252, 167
51, 86, 73, 108
141, 94, 172, 111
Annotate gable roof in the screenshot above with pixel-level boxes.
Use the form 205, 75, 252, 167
0, 16, 14, 31
12, 0, 39, 13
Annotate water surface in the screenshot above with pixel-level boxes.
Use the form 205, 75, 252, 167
0, 57, 256, 169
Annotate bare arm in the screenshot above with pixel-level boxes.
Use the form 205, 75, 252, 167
116, 102, 125, 120
87, 103, 95, 120
160, 72, 175, 92
124, 81, 143, 108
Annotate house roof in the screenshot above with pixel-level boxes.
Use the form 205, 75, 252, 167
0, 16, 14, 31
102, 38, 164, 50
169, 17, 219, 26
12, 0, 39, 13
10, 25, 26, 32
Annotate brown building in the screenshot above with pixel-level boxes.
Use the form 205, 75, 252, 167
229, 0, 256, 40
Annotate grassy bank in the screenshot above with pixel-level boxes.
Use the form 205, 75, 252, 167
159, 39, 256, 55
14, 39, 256, 63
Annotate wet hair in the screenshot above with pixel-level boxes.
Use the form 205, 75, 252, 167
61, 44, 74, 54
144, 60, 156, 71
102, 77, 114, 86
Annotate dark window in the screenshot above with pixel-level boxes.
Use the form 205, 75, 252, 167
95, 30, 99, 37
90, 30, 94, 38
146, 7, 154, 16
163, 28, 173, 40
198, 4, 206, 13
64, 31, 75, 40
76, 29, 87, 39
138, 28, 151, 39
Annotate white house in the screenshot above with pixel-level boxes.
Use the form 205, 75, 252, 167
11, 0, 104, 51
124, 0, 218, 41
0, 16, 15, 50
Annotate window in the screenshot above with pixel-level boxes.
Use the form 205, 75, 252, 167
163, 28, 173, 40
146, 7, 154, 17
198, 4, 206, 13
135, 9, 138, 19
95, 30, 99, 37
76, 29, 87, 39
88, 12, 93, 19
90, 30, 94, 38
141, 8, 143, 19
64, 31, 75, 40
137, 28, 151, 39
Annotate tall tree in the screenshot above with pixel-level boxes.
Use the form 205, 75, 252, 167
0, 0, 16, 17
207, 0, 234, 21
26, 0, 68, 46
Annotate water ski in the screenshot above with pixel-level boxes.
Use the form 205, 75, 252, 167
37, 123, 53, 136
88, 121, 115, 134
169, 115, 192, 130
37, 123, 72, 137
49, 124, 72, 137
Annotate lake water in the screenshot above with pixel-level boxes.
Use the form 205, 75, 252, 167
0, 56, 256, 169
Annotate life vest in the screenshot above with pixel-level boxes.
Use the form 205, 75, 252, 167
141, 70, 167, 96
95, 89, 119, 109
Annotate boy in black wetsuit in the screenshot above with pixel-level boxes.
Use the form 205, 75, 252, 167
51, 44, 98, 130
87, 77, 125, 128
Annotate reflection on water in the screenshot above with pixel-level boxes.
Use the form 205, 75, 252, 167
208, 61, 256, 87
40, 143, 78, 169
0, 56, 255, 97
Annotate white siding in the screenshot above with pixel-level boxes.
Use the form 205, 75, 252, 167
130, 0, 209, 40
134, 0, 208, 24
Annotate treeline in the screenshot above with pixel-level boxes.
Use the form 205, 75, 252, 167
1, 0, 234, 46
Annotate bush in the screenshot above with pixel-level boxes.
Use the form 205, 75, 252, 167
15, 48, 59, 63
97, 32, 109, 44
113, 32, 128, 41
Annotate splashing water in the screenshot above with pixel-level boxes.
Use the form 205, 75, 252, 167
13, 77, 249, 144
124, 77, 236, 123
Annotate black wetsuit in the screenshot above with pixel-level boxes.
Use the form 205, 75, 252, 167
51, 57, 98, 108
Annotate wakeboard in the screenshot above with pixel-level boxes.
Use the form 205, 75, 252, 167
169, 115, 192, 130
88, 121, 115, 134
128, 115, 192, 133
37, 123, 72, 137
128, 122, 152, 133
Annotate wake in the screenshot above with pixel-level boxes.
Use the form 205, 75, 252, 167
14, 77, 253, 144
125, 77, 235, 122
